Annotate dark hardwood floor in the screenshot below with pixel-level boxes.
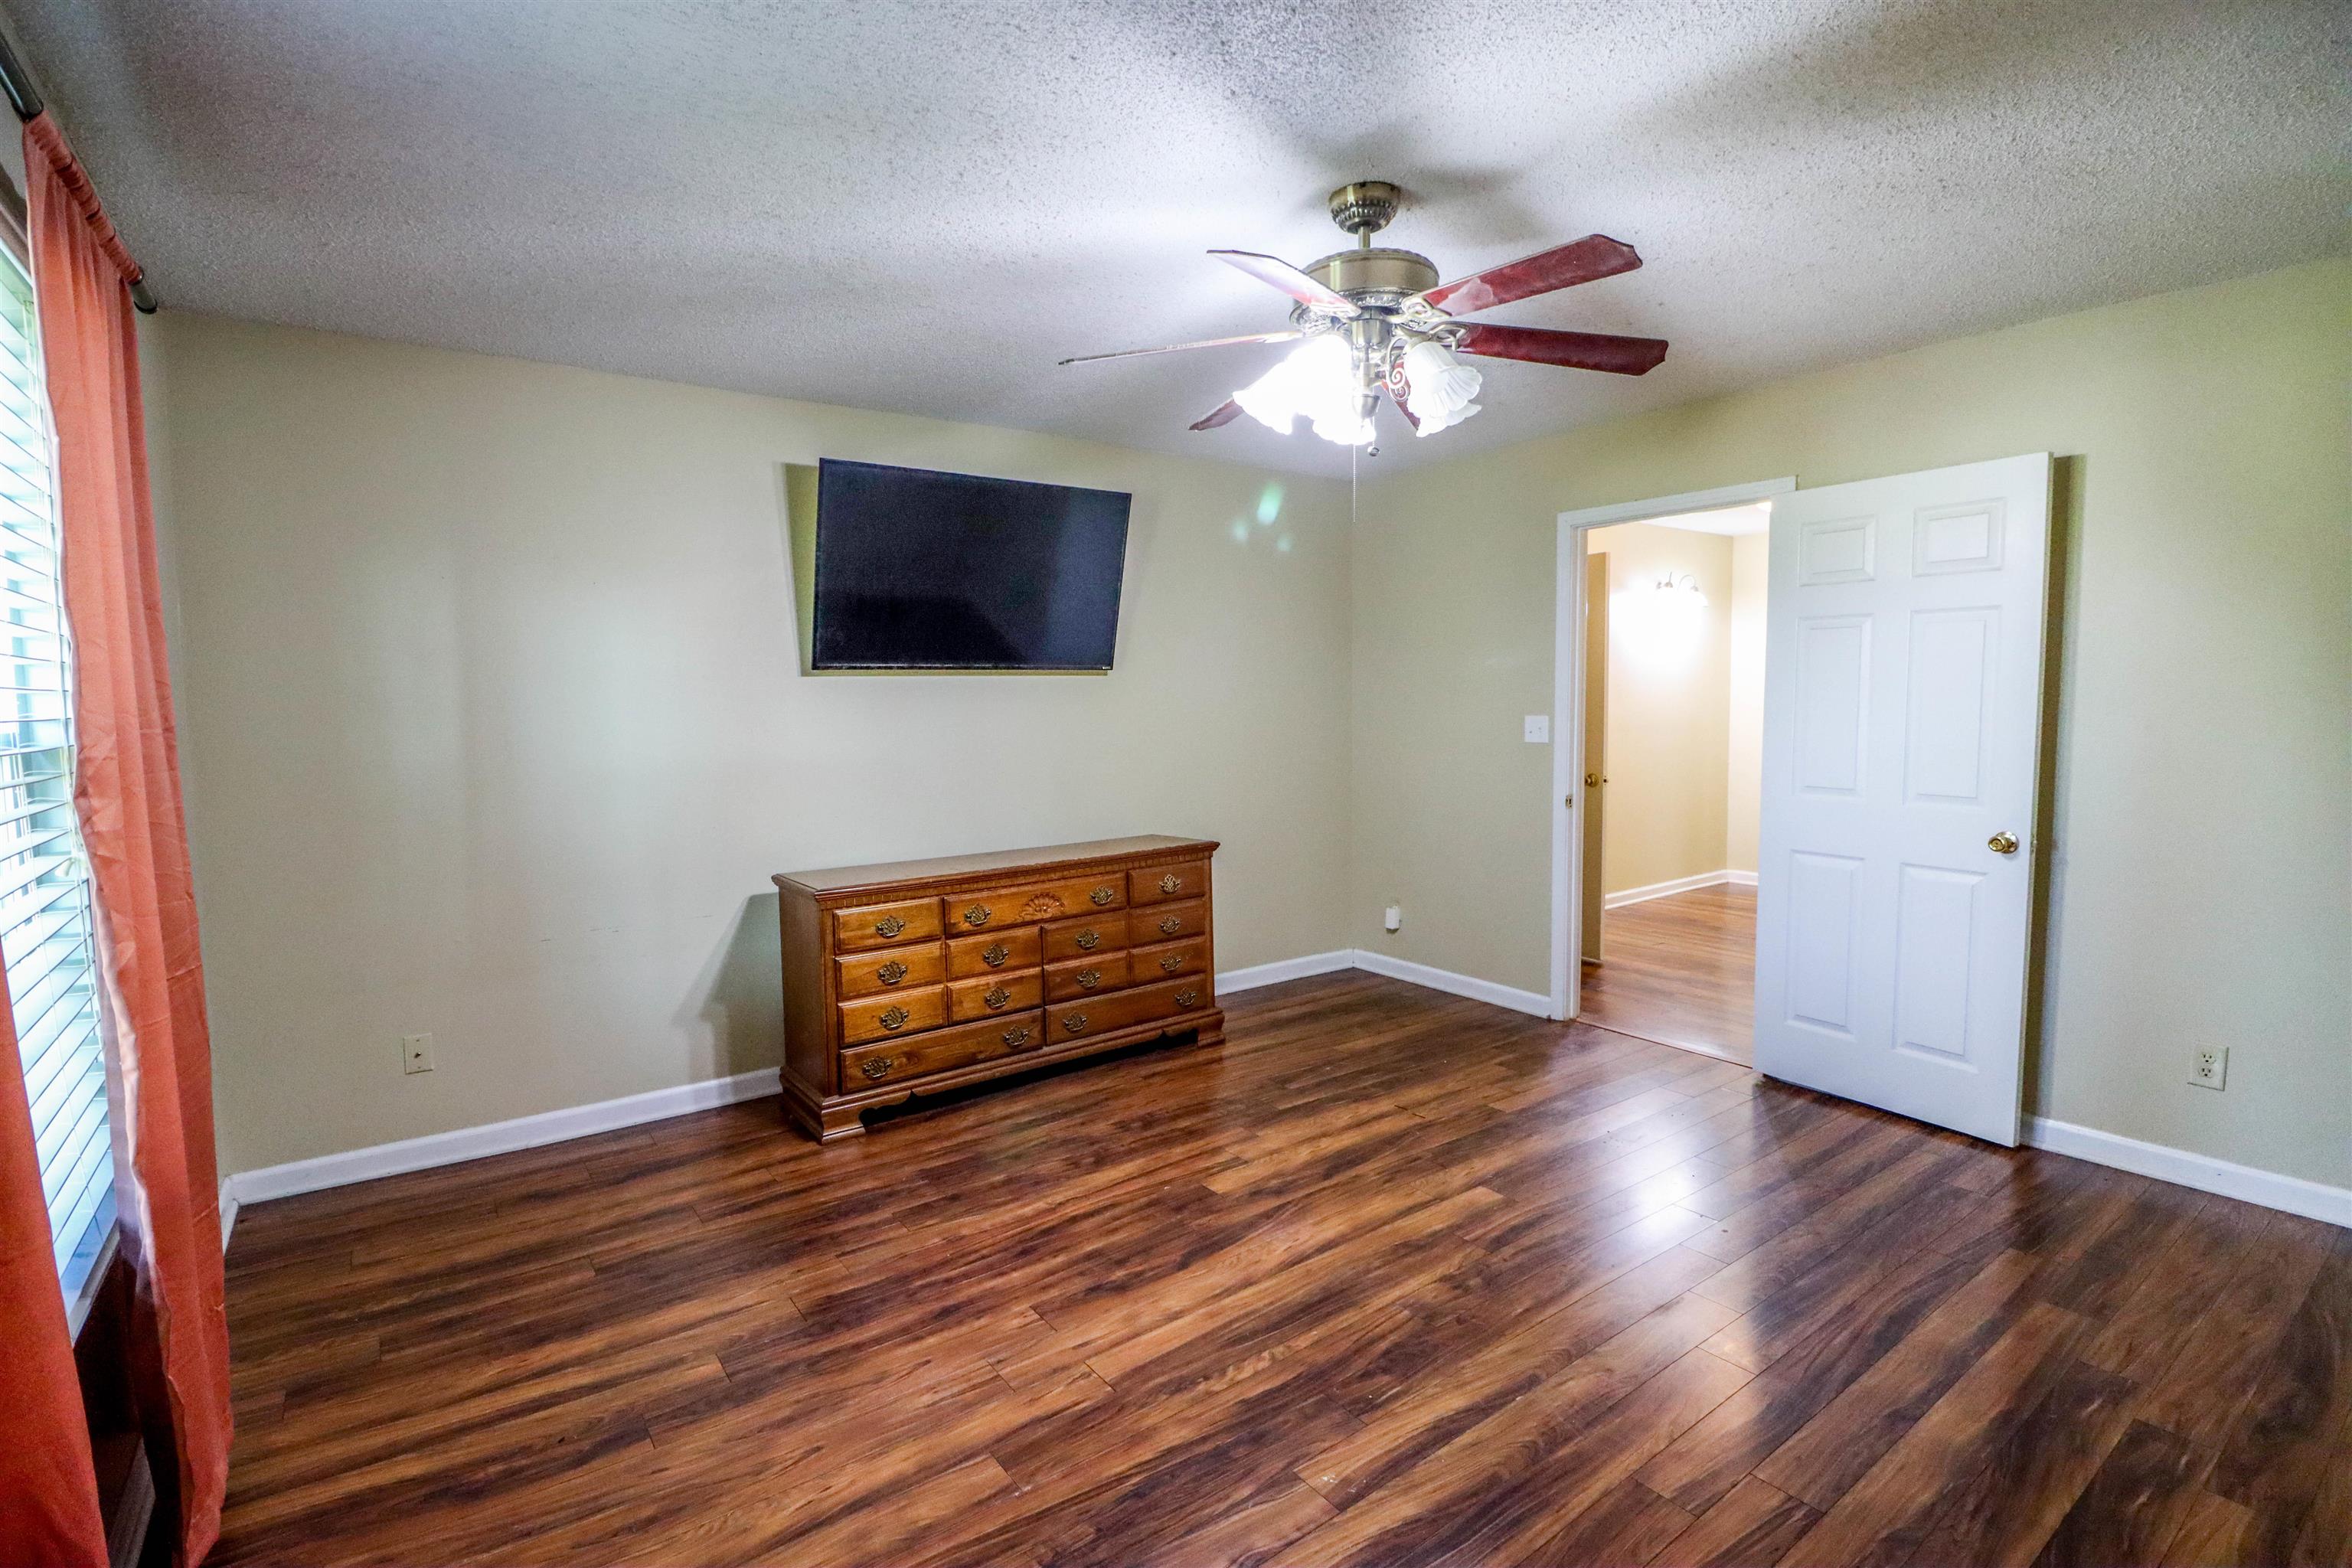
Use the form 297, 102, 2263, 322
215, 972, 2350, 1567
1583, 884, 1756, 1064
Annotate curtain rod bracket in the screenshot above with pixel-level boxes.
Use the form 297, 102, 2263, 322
1, 31, 155, 312
0, 31, 42, 122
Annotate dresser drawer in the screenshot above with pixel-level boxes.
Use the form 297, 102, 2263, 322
835, 942, 946, 1000
1129, 936, 1207, 983
946, 925, 1042, 978
947, 969, 1044, 1023
1045, 951, 1130, 1002
833, 897, 942, 952
838, 986, 947, 1046
841, 1009, 1046, 1089
1042, 911, 1127, 962
1132, 898, 1206, 943
1129, 862, 1208, 905
1046, 976, 1213, 1043
949, 873, 1127, 933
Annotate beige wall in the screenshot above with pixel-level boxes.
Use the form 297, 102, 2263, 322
152, 262, 2350, 1192
1585, 522, 1733, 896
146, 315, 1356, 1174
1350, 260, 2351, 1187
1724, 531, 1766, 874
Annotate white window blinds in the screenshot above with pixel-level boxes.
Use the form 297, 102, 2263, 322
0, 240, 113, 1310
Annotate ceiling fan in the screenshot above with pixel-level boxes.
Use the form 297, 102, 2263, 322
1060, 181, 1668, 447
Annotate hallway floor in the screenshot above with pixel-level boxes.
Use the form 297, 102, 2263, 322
1582, 883, 1756, 1065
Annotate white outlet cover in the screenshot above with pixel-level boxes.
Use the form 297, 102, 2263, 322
1524, 714, 1550, 743
2187, 1045, 2227, 1089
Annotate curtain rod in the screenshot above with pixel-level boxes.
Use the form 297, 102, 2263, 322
0, 28, 158, 312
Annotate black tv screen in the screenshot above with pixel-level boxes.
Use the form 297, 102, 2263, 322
810, 459, 1132, 670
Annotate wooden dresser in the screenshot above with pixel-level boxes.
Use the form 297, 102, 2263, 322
773, 835, 1223, 1140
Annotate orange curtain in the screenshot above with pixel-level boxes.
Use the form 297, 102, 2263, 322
0, 988, 107, 1566
24, 112, 230, 1566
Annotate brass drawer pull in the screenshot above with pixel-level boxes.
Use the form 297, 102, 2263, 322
1158, 915, 1181, 936
983, 985, 1011, 1010
877, 960, 907, 985
1062, 1013, 1087, 1034
874, 914, 905, 939
1076, 928, 1101, 952
1076, 968, 1101, 991
1158, 873, 1181, 895
1090, 886, 1116, 906
1002, 1026, 1031, 1049
1159, 953, 1184, 974
877, 1005, 910, 1031
982, 942, 1009, 968
963, 904, 991, 928
861, 1057, 894, 1080
1175, 988, 1200, 1008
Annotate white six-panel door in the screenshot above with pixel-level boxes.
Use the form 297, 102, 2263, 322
1753, 454, 2052, 1145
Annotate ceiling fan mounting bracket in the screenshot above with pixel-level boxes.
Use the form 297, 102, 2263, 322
1328, 181, 1403, 244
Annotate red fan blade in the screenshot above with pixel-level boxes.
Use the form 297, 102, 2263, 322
1419, 235, 1642, 316
1208, 250, 1360, 317
1452, 324, 1668, 376
1059, 330, 1301, 367
1190, 399, 1245, 431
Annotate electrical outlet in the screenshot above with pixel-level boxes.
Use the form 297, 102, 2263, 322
2188, 1046, 2226, 1090
401, 1033, 434, 1075
1383, 904, 1403, 933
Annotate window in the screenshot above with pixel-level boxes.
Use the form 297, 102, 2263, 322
0, 234, 112, 1325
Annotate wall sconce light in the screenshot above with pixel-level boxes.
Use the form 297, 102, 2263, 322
1655, 571, 1707, 607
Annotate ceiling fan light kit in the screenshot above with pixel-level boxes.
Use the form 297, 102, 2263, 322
1061, 179, 1669, 448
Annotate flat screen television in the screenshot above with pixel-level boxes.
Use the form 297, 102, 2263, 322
809, 459, 1132, 671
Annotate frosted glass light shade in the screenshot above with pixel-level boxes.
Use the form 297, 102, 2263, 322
1400, 340, 1483, 436
1234, 335, 1371, 446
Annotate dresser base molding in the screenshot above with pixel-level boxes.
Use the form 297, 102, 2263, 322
774, 835, 1222, 1145
779, 1009, 1226, 1141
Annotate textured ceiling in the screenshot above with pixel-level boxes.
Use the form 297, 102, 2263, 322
6, 0, 2344, 477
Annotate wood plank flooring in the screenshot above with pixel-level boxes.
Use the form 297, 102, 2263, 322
1583, 884, 1756, 1063
214, 972, 2350, 1567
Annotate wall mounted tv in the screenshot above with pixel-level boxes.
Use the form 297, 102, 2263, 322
809, 459, 1132, 671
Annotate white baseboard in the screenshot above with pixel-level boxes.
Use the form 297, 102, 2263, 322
1604, 870, 1754, 910
225, 1067, 780, 1207
219, 956, 1361, 1215
2025, 1117, 2350, 1228
1217, 950, 1356, 993
213, 965, 2343, 1238
1350, 948, 1554, 1019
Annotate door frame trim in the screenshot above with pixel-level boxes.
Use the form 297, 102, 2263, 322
1550, 477, 1797, 1021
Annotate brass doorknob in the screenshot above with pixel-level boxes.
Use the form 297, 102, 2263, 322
1988, 831, 2020, 855
1585, 772, 1601, 788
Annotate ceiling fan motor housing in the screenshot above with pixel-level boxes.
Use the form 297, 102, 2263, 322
1304, 247, 1440, 309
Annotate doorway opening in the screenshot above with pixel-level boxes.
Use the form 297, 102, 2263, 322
1577, 504, 1766, 1063
1547, 477, 1793, 1060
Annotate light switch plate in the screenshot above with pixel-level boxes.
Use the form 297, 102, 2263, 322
1524, 714, 1550, 743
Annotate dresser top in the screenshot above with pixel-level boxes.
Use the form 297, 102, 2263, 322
774, 835, 1217, 897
